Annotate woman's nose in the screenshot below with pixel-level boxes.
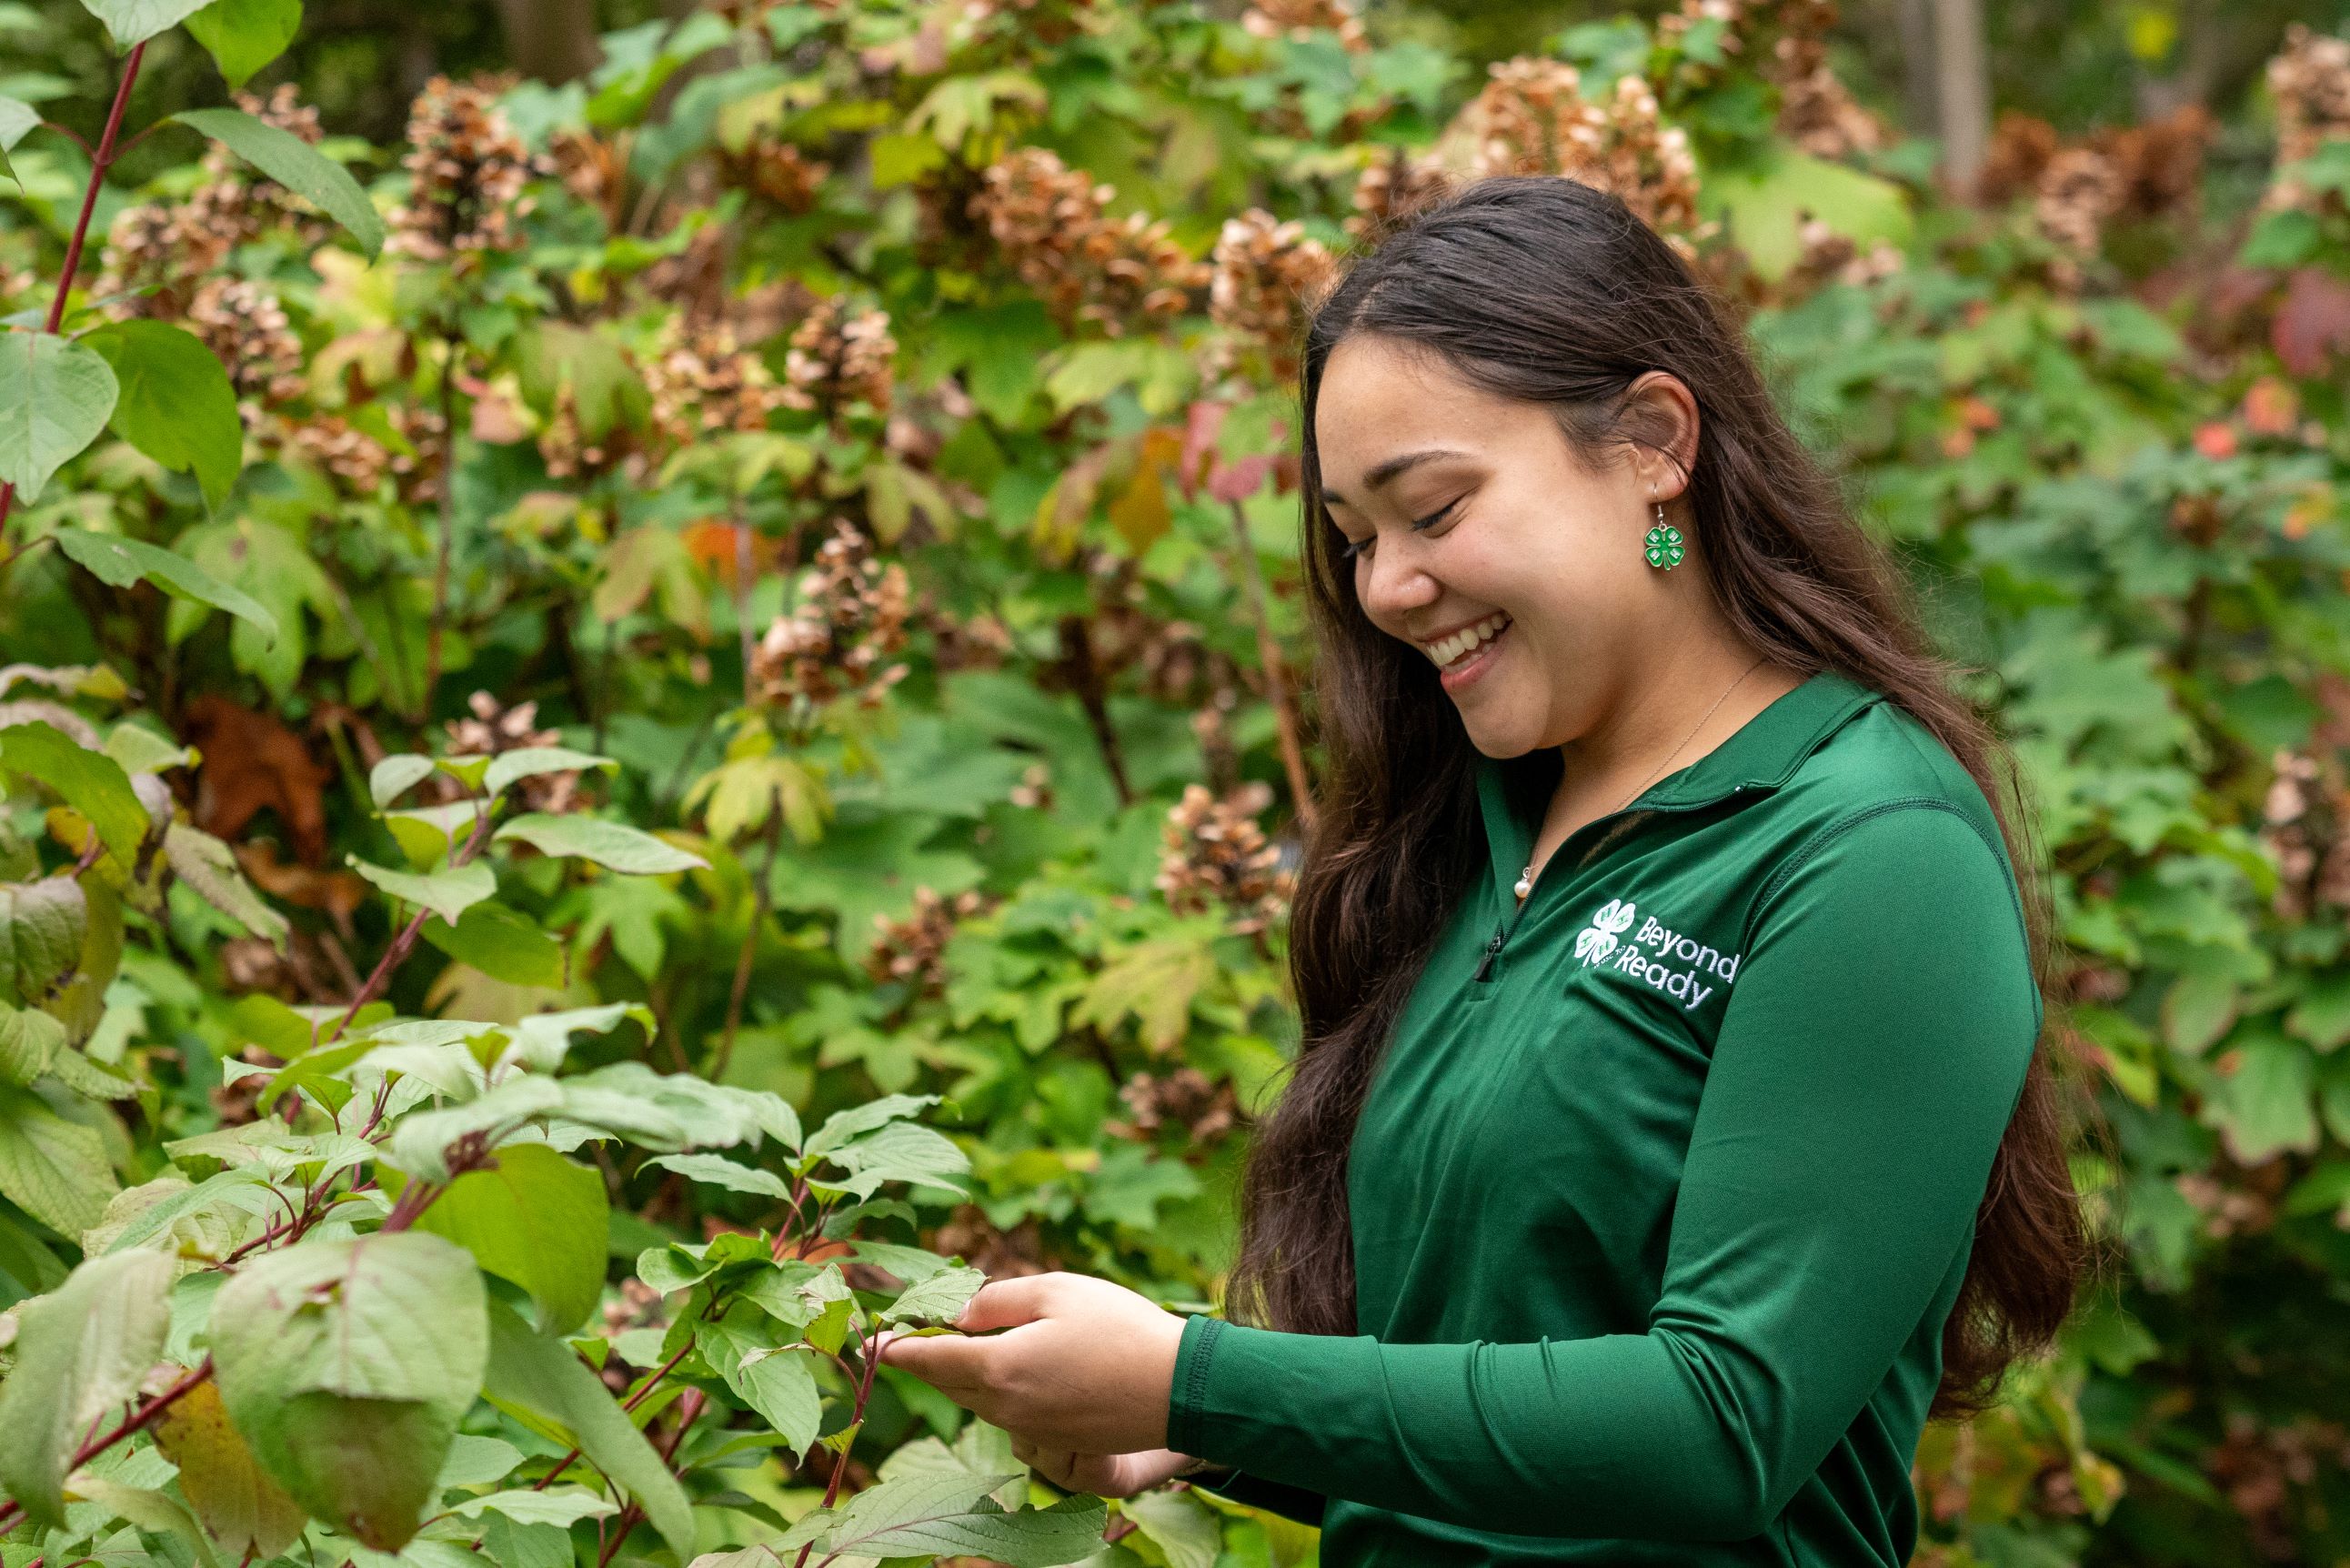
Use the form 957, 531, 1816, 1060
1359, 542, 1438, 627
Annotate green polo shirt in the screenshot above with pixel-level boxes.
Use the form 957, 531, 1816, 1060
1169, 668, 2042, 1566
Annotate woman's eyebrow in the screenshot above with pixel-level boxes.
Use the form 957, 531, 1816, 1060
1321, 447, 1469, 508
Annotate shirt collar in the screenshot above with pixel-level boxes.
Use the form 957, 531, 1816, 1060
1473, 668, 1884, 903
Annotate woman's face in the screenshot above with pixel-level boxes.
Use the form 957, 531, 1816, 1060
1314, 332, 1694, 759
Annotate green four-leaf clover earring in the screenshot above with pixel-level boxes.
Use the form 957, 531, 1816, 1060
1643, 499, 1684, 570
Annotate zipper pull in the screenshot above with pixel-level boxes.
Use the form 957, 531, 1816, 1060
1472, 925, 1506, 982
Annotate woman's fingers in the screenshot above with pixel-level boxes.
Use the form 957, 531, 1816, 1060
873, 1331, 991, 1393
954, 1273, 1060, 1332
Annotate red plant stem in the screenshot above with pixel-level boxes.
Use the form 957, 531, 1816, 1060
589, 1386, 707, 1567
1225, 498, 1316, 836
793, 1330, 892, 1568
530, 1327, 700, 1495
324, 810, 491, 1043
0, 1355, 208, 1534
0, 41, 148, 535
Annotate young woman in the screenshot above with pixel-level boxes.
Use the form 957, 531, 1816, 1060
881, 176, 2093, 1566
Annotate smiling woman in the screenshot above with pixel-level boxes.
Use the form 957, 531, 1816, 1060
881, 176, 2094, 1568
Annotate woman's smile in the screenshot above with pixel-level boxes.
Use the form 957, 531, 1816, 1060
1428, 612, 1512, 691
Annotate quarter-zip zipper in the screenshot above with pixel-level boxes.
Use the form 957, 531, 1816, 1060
1471, 782, 1746, 983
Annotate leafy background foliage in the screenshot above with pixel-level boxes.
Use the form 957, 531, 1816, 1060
2, 0, 2350, 1564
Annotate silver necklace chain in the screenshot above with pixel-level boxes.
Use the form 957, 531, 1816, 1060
1514, 654, 1768, 903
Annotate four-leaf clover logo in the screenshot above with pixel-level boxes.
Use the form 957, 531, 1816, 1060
1575, 898, 1637, 966
1643, 524, 1684, 569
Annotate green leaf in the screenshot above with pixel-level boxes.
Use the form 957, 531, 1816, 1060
804, 1092, 938, 1159
78, 0, 216, 48
812, 1117, 969, 1201
0, 720, 148, 872
63, 1473, 223, 1568
369, 754, 437, 809
776, 1471, 1107, 1567
494, 1002, 652, 1073
0, 95, 38, 186
495, 813, 708, 874
1703, 146, 1913, 283
183, 0, 300, 88
83, 320, 242, 509
405, 1144, 608, 1336
163, 821, 288, 943
54, 527, 280, 642
384, 1074, 567, 1181
0, 1081, 117, 1233
695, 1319, 822, 1454
1121, 1488, 1220, 1568
444, 1487, 618, 1527
642, 1151, 790, 1198
423, 900, 567, 989
484, 747, 617, 800
0, 1248, 174, 1528
878, 1262, 985, 1328
171, 106, 386, 258
2201, 1033, 2319, 1165
152, 1382, 308, 1561
349, 855, 496, 924
0, 332, 115, 504
480, 1300, 696, 1558
210, 1232, 488, 1551
0, 875, 85, 1010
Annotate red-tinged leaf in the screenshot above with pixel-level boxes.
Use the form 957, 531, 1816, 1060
1179, 399, 1228, 499
2272, 267, 2350, 377
1206, 453, 1273, 504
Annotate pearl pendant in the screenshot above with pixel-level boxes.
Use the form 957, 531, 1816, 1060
1514, 868, 1534, 900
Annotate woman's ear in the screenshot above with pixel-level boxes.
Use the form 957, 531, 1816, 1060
1620, 371, 1702, 502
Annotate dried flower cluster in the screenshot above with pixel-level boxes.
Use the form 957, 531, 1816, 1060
1107, 1066, 1239, 1145
781, 296, 898, 416
1763, 0, 1885, 160
186, 278, 306, 423
1208, 209, 1337, 379
1445, 61, 1706, 257
1155, 779, 1293, 934
1973, 106, 2217, 289
1240, 0, 1366, 51
2271, 25, 2350, 168
970, 147, 1208, 336
749, 520, 913, 709
97, 86, 329, 317
2033, 146, 2126, 289
723, 139, 831, 214
1346, 146, 1455, 241
387, 75, 549, 265
864, 886, 993, 997
443, 691, 587, 813
2204, 1411, 2350, 1559
2261, 743, 2350, 920
548, 127, 626, 226
1777, 216, 1904, 297
643, 318, 787, 446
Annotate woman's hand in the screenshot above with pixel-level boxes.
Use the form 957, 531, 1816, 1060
875, 1271, 1186, 1455
1005, 1441, 1199, 1499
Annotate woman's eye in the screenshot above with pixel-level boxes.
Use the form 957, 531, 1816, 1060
1338, 533, 1371, 561
1411, 498, 1461, 532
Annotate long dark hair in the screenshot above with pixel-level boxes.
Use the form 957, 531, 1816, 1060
1230, 176, 2096, 1420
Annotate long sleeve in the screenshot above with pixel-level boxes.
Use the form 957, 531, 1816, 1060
1164, 803, 2040, 1543
1190, 1467, 1328, 1527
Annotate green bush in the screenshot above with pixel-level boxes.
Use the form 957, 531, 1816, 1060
0, 0, 2346, 1563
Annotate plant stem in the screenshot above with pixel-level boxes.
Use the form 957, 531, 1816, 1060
710, 789, 783, 1084
1224, 498, 1316, 835
792, 1328, 893, 1568
0, 41, 148, 536
325, 809, 492, 1043
0, 1355, 207, 1534
422, 331, 461, 719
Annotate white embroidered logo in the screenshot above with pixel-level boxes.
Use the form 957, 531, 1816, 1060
1575, 898, 1637, 967
1578, 898, 1745, 1011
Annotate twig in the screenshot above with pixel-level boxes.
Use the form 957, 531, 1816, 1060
1224, 498, 1316, 835
0, 1355, 206, 1534
710, 789, 783, 1083
422, 331, 461, 718
0, 42, 149, 536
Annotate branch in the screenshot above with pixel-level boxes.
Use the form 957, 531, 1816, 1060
1225, 498, 1316, 836
0, 1356, 209, 1534
0, 42, 149, 536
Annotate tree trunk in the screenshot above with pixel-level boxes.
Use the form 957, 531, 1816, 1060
492, 0, 603, 84
1932, 0, 1993, 202
1894, 0, 1939, 136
